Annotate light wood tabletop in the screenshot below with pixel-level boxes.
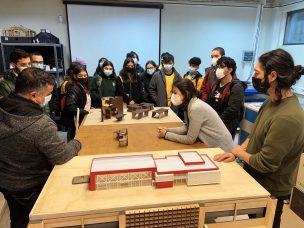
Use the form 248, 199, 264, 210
83, 107, 182, 126
75, 122, 206, 155
30, 148, 270, 222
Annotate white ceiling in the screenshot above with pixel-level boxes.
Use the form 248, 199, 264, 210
98, 0, 302, 7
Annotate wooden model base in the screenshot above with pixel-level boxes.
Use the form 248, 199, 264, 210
29, 198, 276, 228
29, 149, 276, 228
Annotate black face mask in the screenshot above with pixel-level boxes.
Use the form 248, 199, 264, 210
126, 67, 135, 73
252, 76, 270, 93
77, 78, 88, 85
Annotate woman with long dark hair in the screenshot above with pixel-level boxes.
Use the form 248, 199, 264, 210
214, 49, 304, 228
158, 78, 233, 152
140, 60, 158, 103
90, 60, 116, 107
116, 58, 143, 104
61, 62, 90, 140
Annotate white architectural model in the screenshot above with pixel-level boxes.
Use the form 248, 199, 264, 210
90, 151, 220, 191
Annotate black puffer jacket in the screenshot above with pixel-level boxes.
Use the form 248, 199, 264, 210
61, 82, 89, 139
116, 75, 143, 104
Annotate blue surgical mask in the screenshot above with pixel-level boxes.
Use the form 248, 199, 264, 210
41, 94, 52, 107
163, 64, 173, 71
147, 68, 155, 75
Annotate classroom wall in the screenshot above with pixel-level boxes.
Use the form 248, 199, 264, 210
0, 0, 70, 70
161, 4, 258, 80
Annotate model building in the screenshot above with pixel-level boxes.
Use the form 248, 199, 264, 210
90, 151, 220, 191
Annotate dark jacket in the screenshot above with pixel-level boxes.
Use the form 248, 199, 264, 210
90, 72, 117, 108
61, 82, 89, 139
201, 66, 237, 101
140, 71, 158, 103
0, 93, 81, 193
206, 79, 247, 138
48, 82, 60, 114
149, 68, 182, 107
0, 70, 17, 98
116, 74, 143, 104
136, 64, 145, 77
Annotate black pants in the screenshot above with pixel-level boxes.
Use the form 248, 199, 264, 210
0, 187, 42, 228
272, 195, 289, 228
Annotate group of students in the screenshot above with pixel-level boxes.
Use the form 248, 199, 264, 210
57, 48, 245, 146
0, 47, 304, 228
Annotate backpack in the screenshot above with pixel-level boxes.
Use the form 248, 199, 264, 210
58, 81, 70, 112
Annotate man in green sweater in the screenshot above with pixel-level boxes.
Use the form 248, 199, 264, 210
214, 49, 304, 228
0, 49, 31, 98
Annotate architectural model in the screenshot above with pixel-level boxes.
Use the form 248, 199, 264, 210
2, 25, 36, 37
131, 108, 150, 119
140, 102, 154, 111
101, 96, 123, 121
113, 129, 128, 147
127, 103, 154, 112
152, 108, 169, 119
114, 113, 126, 121
90, 151, 220, 191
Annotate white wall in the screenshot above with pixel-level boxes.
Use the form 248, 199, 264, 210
259, 2, 304, 88
0, 0, 70, 70
67, 4, 160, 76
161, 4, 258, 80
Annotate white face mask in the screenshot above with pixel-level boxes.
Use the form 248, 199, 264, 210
163, 64, 173, 71
147, 68, 155, 75
211, 57, 219, 67
132, 58, 138, 65
41, 94, 52, 107
189, 66, 197, 74
171, 93, 183, 106
216, 68, 226, 79
32, 63, 44, 70
103, 69, 113, 76
18, 66, 28, 73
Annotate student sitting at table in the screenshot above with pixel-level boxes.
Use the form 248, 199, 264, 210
157, 78, 233, 152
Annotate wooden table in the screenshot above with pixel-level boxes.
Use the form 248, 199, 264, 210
29, 148, 276, 228
76, 122, 206, 155
76, 107, 206, 155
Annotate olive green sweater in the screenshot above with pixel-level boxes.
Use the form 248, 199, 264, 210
245, 96, 304, 197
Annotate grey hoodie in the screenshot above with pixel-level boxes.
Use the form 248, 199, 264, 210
0, 95, 81, 193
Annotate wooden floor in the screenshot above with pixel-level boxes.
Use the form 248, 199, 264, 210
281, 204, 304, 228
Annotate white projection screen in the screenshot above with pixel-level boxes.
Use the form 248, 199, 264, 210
67, 4, 160, 76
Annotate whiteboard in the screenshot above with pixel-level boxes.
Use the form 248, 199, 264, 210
67, 4, 160, 76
